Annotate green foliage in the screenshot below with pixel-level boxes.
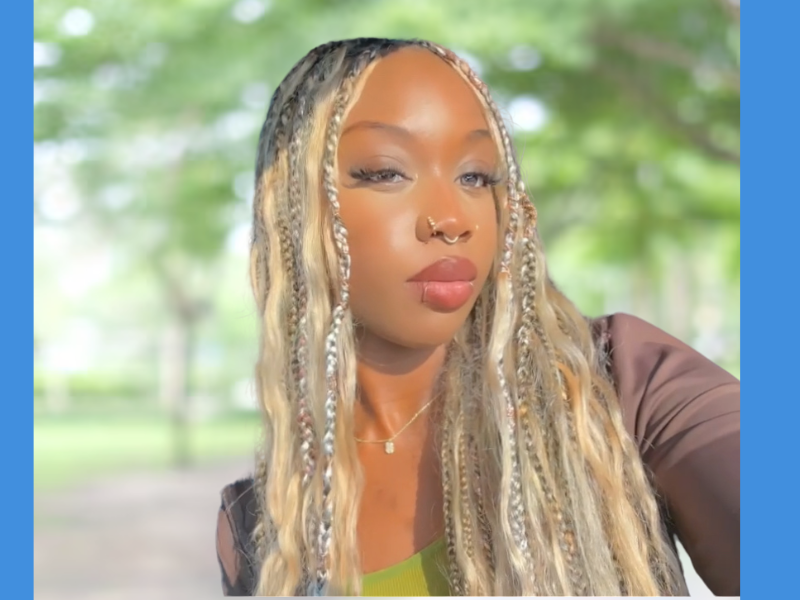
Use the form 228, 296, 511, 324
33, 370, 153, 401
33, 413, 261, 490
35, 0, 739, 265
34, 0, 740, 394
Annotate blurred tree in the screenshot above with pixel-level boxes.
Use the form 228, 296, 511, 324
34, 0, 740, 464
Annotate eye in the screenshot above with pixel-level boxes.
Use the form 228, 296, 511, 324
459, 171, 502, 188
349, 168, 407, 184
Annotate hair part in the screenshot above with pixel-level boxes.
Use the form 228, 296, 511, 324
249, 38, 683, 596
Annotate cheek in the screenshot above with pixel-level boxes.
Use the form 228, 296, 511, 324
339, 201, 427, 345
473, 201, 500, 277
345, 233, 416, 339
338, 193, 416, 310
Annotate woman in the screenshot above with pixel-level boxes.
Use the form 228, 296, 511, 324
215, 38, 740, 596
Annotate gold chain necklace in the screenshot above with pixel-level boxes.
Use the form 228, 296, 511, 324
354, 397, 436, 455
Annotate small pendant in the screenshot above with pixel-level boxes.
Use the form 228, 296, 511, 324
384, 441, 395, 454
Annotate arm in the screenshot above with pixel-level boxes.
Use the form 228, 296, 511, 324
217, 506, 247, 596
603, 313, 740, 596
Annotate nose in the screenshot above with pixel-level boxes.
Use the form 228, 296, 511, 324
414, 178, 473, 244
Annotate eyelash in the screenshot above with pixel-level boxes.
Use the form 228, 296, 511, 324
461, 172, 502, 188
349, 168, 501, 188
350, 168, 406, 184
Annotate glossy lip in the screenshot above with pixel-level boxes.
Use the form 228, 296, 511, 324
407, 256, 478, 283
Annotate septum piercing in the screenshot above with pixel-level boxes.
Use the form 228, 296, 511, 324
426, 216, 460, 245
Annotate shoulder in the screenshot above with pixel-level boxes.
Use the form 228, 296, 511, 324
221, 477, 258, 513
589, 311, 738, 389
589, 313, 740, 461
216, 477, 260, 596
219, 476, 260, 549
591, 312, 697, 354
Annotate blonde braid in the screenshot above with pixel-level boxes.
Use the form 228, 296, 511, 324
515, 201, 590, 594
440, 411, 467, 596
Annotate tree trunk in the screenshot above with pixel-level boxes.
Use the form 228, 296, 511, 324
161, 318, 194, 468
151, 253, 209, 470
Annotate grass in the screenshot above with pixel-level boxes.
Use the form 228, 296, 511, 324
34, 412, 262, 491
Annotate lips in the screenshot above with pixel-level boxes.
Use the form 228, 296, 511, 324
407, 257, 478, 312
408, 257, 478, 283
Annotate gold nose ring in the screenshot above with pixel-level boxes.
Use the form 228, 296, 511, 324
427, 216, 461, 244
427, 216, 437, 234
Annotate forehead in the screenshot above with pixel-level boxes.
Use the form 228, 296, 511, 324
342, 47, 491, 136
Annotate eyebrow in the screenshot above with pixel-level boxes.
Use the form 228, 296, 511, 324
340, 120, 492, 142
465, 128, 492, 141
341, 121, 412, 138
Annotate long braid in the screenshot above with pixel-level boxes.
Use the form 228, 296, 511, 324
469, 440, 495, 572
251, 448, 271, 568
466, 296, 497, 576
286, 49, 339, 489
440, 295, 493, 595
283, 99, 313, 492
455, 339, 480, 575
283, 57, 332, 592
255, 60, 316, 593
313, 52, 367, 594
267, 52, 336, 590
272, 47, 329, 446
456, 431, 475, 563
440, 411, 466, 596
515, 201, 589, 595
457, 295, 498, 594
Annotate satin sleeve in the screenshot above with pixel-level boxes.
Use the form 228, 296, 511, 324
598, 313, 740, 596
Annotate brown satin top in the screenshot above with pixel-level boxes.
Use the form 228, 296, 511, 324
215, 313, 741, 596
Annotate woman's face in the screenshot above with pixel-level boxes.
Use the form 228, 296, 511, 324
337, 47, 500, 350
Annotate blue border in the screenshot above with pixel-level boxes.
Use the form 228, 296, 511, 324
743, 3, 796, 597
14, 0, 31, 595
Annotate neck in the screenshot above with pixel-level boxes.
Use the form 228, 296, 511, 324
354, 328, 447, 439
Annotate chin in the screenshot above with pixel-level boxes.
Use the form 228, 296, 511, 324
396, 332, 460, 350
383, 313, 472, 350
350, 297, 477, 351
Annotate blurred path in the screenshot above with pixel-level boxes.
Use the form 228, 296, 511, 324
34, 458, 253, 600
34, 459, 714, 599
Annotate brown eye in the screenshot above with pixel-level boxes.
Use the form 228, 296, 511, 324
459, 172, 500, 188
350, 168, 407, 184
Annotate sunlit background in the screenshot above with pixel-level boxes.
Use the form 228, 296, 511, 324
33, 1, 740, 598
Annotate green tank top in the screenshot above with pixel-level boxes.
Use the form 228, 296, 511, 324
361, 538, 451, 596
